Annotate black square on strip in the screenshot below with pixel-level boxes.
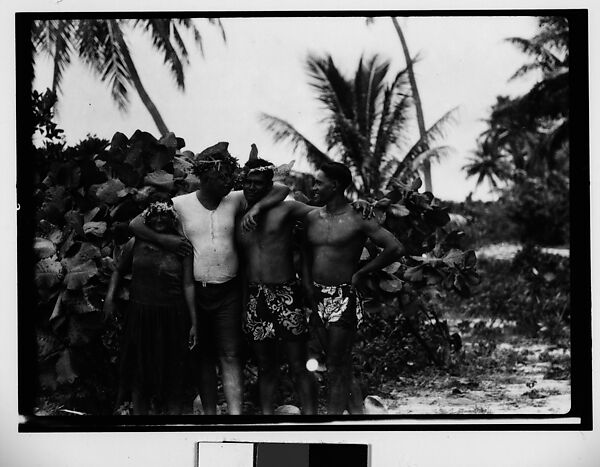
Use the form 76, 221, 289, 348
254, 443, 368, 467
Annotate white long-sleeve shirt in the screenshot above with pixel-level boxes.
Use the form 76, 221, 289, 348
172, 191, 245, 284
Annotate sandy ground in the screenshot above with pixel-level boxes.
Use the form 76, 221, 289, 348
367, 243, 571, 415
375, 343, 570, 415
476, 242, 569, 260
368, 243, 571, 416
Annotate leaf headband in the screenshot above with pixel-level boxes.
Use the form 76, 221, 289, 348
243, 160, 296, 178
192, 154, 240, 179
246, 165, 276, 175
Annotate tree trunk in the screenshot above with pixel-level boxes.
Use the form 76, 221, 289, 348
391, 17, 432, 192
110, 20, 170, 137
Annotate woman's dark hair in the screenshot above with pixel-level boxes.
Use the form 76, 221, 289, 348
243, 158, 275, 181
320, 162, 352, 190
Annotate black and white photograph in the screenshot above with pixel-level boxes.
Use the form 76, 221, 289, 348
3, 0, 598, 465
15, 10, 590, 425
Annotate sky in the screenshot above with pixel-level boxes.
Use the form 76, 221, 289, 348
33, 15, 541, 201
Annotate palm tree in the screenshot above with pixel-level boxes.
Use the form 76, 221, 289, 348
390, 17, 433, 193
506, 16, 568, 83
366, 16, 436, 192
261, 53, 456, 198
504, 17, 569, 174
471, 17, 570, 181
462, 143, 513, 189
32, 18, 226, 136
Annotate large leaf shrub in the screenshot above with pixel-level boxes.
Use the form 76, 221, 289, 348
31, 90, 200, 413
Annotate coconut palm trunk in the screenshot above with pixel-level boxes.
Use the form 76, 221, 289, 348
108, 20, 170, 136
391, 17, 432, 192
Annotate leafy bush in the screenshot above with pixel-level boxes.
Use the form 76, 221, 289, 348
445, 199, 520, 248
441, 246, 569, 341
501, 171, 569, 246
31, 91, 202, 412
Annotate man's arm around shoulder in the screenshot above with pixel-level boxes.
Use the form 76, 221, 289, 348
128, 208, 192, 257
240, 182, 290, 231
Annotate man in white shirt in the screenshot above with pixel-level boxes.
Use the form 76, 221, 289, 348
130, 142, 288, 414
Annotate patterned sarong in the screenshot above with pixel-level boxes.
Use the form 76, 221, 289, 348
243, 280, 308, 341
313, 282, 364, 330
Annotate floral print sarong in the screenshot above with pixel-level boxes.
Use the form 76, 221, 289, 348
313, 282, 364, 329
243, 280, 308, 341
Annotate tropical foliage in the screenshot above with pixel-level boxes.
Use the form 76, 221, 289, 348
32, 18, 226, 136
352, 174, 480, 371
261, 53, 456, 198
465, 16, 569, 186
464, 16, 570, 246
31, 89, 201, 412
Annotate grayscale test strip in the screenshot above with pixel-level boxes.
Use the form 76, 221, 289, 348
198, 442, 369, 467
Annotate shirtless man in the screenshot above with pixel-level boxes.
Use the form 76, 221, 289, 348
129, 143, 288, 415
236, 158, 318, 414
302, 162, 404, 415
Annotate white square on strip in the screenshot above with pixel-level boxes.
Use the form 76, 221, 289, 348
198, 442, 254, 467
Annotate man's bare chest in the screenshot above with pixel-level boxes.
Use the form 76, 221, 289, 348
238, 209, 291, 245
308, 215, 361, 247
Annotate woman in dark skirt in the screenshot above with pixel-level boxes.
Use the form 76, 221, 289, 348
104, 201, 197, 415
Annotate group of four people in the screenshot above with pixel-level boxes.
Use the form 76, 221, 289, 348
104, 144, 404, 415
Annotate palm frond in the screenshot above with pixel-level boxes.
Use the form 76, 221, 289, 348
50, 22, 74, 94
306, 54, 355, 120
505, 37, 546, 57
384, 91, 413, 150
379, 157, 398, 179
462, 151, 513, 187
207, 18, 227, 42
305, 54, 371, 175
138, 19, 186, 90
506, 36, 562, 75
78, 19, 130, 110
260, 113, 332, 168
509, 62, 544, 81
372, 68, 411, 160
102, 20, 132, 110
171, 25, 190, 63
400, 106, 459, 167
77, 19, 104, 66
409, 145, 455, 171
32, 20, 76, 94
175, 18, 204, 57
354, 54, 389, 142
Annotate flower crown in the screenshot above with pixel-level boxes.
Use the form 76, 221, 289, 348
141, 202, 178, 221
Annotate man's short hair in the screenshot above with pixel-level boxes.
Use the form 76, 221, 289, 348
320, 161, 352, 190
243, 158, 275, 181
